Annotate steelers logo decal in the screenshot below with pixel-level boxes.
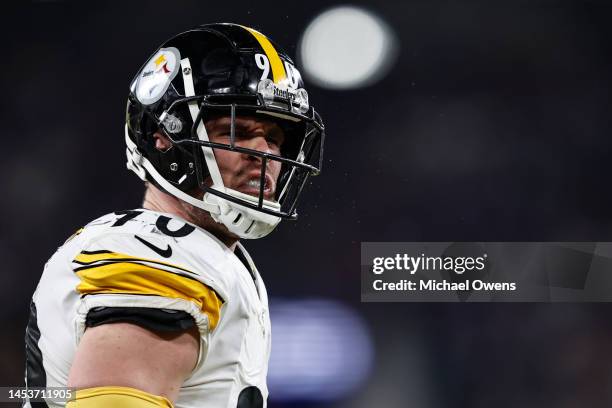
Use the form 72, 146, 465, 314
135, 47, 181, 105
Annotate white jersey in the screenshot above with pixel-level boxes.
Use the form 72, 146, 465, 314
24, 209, 271, 408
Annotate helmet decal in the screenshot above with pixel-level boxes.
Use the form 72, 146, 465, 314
135, 47, 181, 105
257, 79, 310, 114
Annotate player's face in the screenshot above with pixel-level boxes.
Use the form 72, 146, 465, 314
204, 115, 285, 201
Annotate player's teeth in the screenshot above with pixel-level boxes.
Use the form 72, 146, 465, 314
247, 180, 261, 188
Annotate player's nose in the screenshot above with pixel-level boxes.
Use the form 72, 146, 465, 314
242, 134, 271, 156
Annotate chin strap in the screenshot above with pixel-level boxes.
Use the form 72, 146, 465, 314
205, 190, 282, 239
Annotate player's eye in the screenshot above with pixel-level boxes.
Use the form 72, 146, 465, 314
266, 135, 280, 147
266, 133, 284, 150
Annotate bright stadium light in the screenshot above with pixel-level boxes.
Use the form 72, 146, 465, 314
268, 298, 374, 402
298, 6, 397, 89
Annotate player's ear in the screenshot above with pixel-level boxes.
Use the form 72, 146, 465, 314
153, 131, 173, 152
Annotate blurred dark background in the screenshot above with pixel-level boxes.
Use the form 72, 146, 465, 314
3, 1, 612, 407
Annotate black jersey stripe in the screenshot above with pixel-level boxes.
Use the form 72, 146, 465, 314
73, 251, 197, 275
73, 257, 196, 275
73, 260, 200, 281
86, 307, 196, 332
24, 300, 48, 408
80, 250, 113, 255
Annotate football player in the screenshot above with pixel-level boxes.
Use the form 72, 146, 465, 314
24, 23, 325, 408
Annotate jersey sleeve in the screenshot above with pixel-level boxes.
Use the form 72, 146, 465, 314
85, 306, 197, 332
70, 231, 225, 351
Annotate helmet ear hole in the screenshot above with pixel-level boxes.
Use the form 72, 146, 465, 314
152, 131, 173, 153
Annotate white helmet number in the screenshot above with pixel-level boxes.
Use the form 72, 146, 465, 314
255, 53, 270, 80
254, 53, 302, 90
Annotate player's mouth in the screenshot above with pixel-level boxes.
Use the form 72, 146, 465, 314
237, 173, 276, 200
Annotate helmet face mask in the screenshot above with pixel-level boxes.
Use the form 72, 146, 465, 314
125, 23, 325, 239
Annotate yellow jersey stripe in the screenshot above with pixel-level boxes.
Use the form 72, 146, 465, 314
76, 262, 222, 331
67, 386, 172, 408
74, 250, 194, 274
241, 25, 287, 84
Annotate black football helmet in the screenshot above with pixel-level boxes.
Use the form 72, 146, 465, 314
125, 23, 325, 239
